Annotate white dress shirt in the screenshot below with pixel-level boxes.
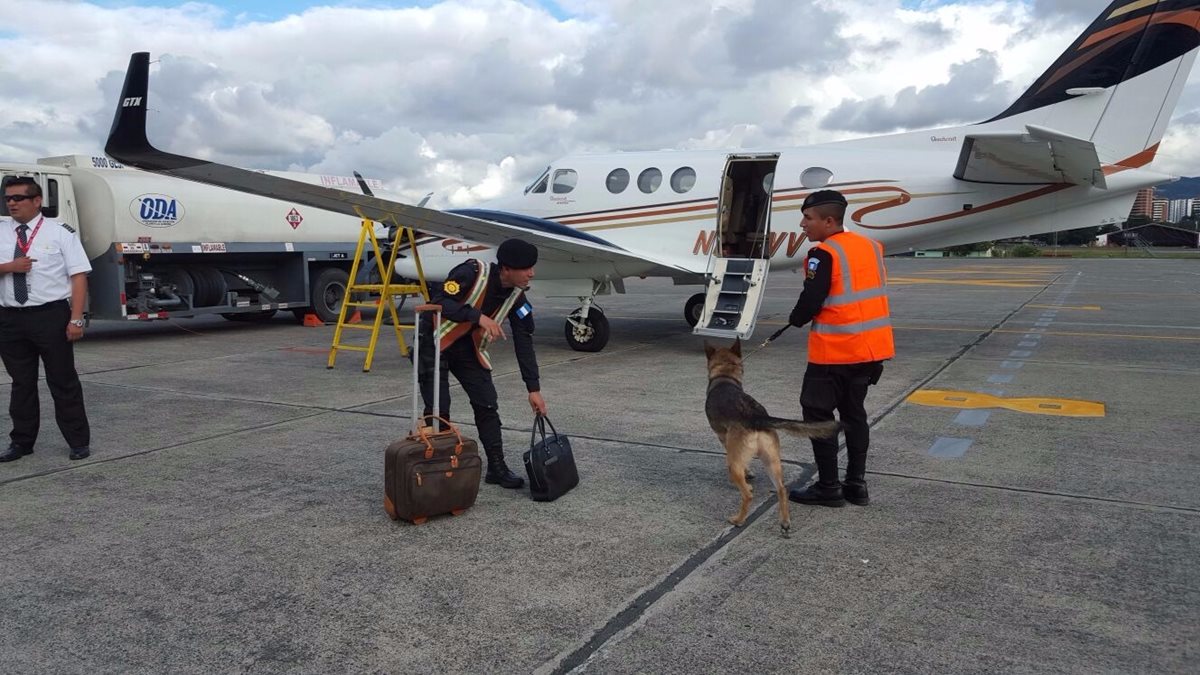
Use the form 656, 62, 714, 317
0, 216, 92, 307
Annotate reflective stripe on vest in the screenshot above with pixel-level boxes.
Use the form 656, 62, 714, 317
808, 231, 895, 365
434, 260, 523, 370
435, 261, 490, 350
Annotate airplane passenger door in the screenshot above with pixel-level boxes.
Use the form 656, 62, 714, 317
693, 154, 778, 341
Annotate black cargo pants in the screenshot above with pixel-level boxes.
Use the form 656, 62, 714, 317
800, 361, 884, 486
417, 327, 504, 458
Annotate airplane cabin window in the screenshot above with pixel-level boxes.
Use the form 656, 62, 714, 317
552, 169, 578, 194
606, 168, 630, 194
638, 168, 662, 194
670, 167, 696, 193
800, 167, 833, 189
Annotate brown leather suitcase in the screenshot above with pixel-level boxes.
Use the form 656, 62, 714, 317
384, 305, 482, 524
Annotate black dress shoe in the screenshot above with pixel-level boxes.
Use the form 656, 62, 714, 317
485, 462, 525, 489
69, 446, 91, 461
843, 480, 869, 506
0, 444, 33, 462
788, 482, 846, 507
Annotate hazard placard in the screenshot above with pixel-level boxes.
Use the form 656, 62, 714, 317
286, 208, 303, 229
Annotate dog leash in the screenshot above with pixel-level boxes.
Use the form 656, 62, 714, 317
741, 324, 790, 362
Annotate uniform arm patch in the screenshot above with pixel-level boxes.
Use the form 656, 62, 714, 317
516, 302, 532, 319
443, 280, 461, 295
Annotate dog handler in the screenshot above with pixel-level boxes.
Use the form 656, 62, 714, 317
418, 238, 548, 489
786, 190, 894, 507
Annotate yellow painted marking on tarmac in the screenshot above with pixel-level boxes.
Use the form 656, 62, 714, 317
888, 277, 1045, 288
907, 390, 1105, 418
1027, 304, 1102, 311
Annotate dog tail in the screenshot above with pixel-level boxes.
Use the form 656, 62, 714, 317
764, 418, 841, 439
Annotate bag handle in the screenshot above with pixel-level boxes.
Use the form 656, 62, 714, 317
416, 414, 464, 459
528, 413, 559, 448
412, 304, 442, 437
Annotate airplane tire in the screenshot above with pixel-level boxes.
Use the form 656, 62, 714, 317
684, 292, 705, 327
309, 267, 349, 324
564, 308, 610, 352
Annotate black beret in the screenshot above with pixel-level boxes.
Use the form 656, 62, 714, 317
802, 189, 848, 211
496, 238, 538, 269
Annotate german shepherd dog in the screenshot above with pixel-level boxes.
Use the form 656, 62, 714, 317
704, 339, 840, 535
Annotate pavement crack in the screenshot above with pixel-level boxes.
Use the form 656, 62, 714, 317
540, 464, 817, 675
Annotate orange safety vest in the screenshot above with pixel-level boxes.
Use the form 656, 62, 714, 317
807, 231, 895, 365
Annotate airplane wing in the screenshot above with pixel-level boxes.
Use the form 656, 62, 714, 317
104, 52, 693, 277
953, 125, 1107, 189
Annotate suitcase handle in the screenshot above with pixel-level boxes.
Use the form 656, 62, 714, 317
412, 304, 443, 437
415, 414, 465, 459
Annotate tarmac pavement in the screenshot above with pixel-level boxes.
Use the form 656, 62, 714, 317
0, 258, 1197, 674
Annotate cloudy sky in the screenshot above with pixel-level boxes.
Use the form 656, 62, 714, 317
2, 0, 1198, 207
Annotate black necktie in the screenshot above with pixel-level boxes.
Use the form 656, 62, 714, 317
14, 224, 28, 305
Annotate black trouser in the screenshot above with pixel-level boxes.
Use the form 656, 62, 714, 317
0, 300, 90, 450
800, 361, 883, 486
417, 328, 504, 460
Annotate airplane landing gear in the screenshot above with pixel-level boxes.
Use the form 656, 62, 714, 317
565, 304, 610, 352
684, 292, 705, 328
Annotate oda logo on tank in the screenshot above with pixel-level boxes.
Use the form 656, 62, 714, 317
130, 194, 185, 228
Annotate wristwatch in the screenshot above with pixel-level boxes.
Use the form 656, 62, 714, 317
69, 319, 85, 327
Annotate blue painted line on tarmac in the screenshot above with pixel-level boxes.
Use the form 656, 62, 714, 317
1019, 341, 1039, 348
1010, 350, 1033, 358
988, 374, 1014, 383
929, 437, 973, 458
954, 410, 992, 427
1001, 361, 1025, 369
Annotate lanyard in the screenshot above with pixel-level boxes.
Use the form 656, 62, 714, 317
14, 217, 44, 257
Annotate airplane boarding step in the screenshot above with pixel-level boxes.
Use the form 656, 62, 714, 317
692, 257, 770, 341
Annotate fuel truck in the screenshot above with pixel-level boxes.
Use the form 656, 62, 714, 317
0, 154, 391, 323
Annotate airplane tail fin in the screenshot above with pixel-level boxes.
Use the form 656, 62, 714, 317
106, 52, 154, 159
986, 0, 1200, 167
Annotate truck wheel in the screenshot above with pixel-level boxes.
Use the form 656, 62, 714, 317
309, 267, 349, 323
564, 307, 610, 352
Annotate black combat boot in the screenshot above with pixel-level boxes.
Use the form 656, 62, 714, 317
484, 453, 525, 489
844, 451, 869, 506
788, 481, 846, 507
842, 479, 869, 506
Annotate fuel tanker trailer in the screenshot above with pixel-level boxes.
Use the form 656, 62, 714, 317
0, 154, 395, 323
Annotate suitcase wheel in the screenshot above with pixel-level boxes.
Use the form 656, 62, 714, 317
410, 517, 428, 526
450, 508, 467, 517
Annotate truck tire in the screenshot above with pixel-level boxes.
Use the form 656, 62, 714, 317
309, 267, 349, 323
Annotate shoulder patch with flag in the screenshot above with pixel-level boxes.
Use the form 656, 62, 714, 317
515, 302, 532, 319
806, 256, 820, 279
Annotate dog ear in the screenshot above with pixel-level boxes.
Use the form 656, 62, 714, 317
731, 338, 742, 357
704, 341, 715, 359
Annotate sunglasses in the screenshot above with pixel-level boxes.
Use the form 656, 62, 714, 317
3, 195, 35, 203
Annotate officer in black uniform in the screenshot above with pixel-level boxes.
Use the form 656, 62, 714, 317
418, 238, 547, 489
0, 177, 92, 462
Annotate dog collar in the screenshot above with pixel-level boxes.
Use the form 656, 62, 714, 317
707, 375, 741, 393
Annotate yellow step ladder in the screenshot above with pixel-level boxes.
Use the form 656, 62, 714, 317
328, 219, 430, 372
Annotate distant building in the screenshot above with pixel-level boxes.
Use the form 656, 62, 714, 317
1110, 223, 1199, 248
1130, 188, 1155, 218
1152, 199, 1169, 221
1168, 198, 1194, 223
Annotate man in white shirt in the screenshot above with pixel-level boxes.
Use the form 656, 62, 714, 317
0, 177, 92, 462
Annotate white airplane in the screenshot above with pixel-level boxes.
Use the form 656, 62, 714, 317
105, 0, 1200, 352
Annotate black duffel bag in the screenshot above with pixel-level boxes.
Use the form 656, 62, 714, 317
523, 415, 579, 502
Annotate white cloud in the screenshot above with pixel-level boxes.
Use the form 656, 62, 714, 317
1, 0, 1197, 213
